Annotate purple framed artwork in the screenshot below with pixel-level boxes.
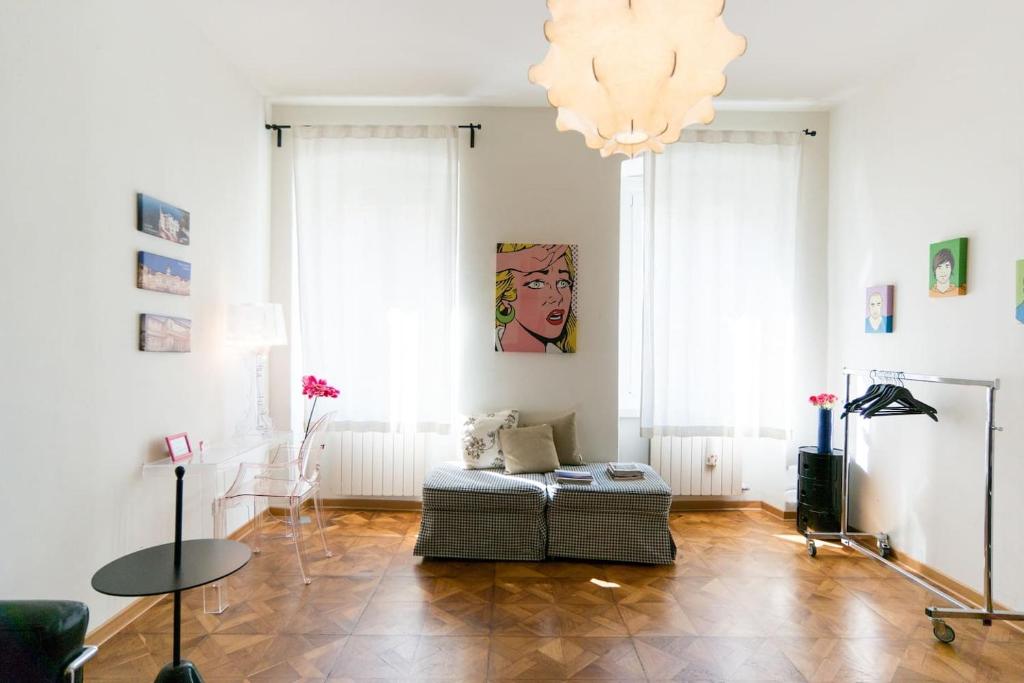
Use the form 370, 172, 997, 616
865, 285, 894, 334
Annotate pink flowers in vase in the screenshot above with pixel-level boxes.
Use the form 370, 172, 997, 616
808, 393, 838, 410
302, 374, 339, 433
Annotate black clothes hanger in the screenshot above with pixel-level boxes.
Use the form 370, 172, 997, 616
841, 372, 887, 417
843, 372, 939, 422
862, 385, 938, 421
842, 384, 882, 415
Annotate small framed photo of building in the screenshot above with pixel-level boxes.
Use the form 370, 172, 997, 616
138, 251, 191, 295
137, 193, 190, 245
140, 314, 191, 352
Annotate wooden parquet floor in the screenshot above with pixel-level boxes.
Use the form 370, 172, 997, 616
86, 509, 1024, 682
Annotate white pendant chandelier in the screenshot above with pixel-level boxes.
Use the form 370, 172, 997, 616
528, 0, 747, 157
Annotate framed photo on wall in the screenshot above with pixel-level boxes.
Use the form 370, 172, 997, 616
137, 193, 190, 245
164, 432, 192, 462
137, 251, 191, 295
139, 314, 191, 352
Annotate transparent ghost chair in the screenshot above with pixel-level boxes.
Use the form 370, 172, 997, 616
215, 412, 336, 585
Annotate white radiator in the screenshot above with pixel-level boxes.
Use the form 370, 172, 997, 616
328, 431, 451, 498
649, 436, 744, 495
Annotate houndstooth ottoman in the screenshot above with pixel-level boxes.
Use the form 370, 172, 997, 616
414, 463, 549, 561
545, 464, 676, 564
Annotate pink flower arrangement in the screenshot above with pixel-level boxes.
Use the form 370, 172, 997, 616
302, 375, 339, 399
302, 374, 339, 433
809, 393, 838, 410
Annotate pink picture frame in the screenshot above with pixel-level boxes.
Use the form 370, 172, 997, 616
165, 432, 193, 462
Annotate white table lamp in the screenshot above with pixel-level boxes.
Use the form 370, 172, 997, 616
227, 303, 287, 435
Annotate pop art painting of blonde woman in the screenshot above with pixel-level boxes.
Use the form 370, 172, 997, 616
495, 243, 578, 353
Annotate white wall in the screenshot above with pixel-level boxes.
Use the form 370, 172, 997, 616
828, 15, 1024, 607
269, 105, 620, 483
0, 1, 269, 627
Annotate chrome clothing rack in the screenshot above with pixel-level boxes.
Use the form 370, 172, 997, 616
805, 367, 1023, 643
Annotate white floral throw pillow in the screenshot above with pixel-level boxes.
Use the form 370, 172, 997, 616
461, 409, 520, 469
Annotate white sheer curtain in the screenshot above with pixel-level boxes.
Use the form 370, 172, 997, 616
293, 125, 458, 434
640, 130, 802, 439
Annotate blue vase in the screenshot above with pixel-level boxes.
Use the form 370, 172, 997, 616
817, 408, 833, 454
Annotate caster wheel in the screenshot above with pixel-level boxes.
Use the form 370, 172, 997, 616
932, 619, 955, 644
879, 546, 892, 559
807, 541, 817, 558
303, 577, 312, 585
877, 535, 892, 558
325, 551, 335, 558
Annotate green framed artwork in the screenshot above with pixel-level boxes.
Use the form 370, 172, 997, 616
1016, 260, 1024, 324
929, 237, 968, 298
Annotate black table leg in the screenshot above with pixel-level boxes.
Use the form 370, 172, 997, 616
173, 589, 181, 666
154, 591, 202, 680
154, 588, 203, 682
155, 467, 205, 682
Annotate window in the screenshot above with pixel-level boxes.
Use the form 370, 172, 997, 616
625, 131, 803, 439
618, 156, 645, 418
292, 125, 459, 434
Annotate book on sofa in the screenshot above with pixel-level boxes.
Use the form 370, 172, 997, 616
554, 468, 593, 484
607, 462, 645, 480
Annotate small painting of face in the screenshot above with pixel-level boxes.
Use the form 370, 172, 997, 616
865, 285, 894, 334
1016, 260, 1024, 325
929, 238, 968, 298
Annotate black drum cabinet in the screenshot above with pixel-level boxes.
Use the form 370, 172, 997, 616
796, 447, 843, 534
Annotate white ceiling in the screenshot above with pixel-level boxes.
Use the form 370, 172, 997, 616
174, 0, 968, 108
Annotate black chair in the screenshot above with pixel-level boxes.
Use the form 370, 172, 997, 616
0, 601, 97, 682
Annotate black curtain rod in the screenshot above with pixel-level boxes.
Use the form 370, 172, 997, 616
264, 122, 482, 148
458, 123, 482, 148
264, 124, 291, 147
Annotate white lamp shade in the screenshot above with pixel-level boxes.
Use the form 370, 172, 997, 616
226, 303, 288, 348
528, 0, 746, 157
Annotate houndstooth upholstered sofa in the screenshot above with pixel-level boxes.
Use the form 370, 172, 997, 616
413, 463, 676, 564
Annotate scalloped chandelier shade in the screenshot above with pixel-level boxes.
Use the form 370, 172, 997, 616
528, 0, 747, 158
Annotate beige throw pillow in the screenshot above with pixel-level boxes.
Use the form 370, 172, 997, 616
522, 412, 583, 465
500, 424, 561, 475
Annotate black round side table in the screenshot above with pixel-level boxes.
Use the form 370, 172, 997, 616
92, 467, 251, 682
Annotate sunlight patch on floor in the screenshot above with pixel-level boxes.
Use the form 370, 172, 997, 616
774, 533, 843, 550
